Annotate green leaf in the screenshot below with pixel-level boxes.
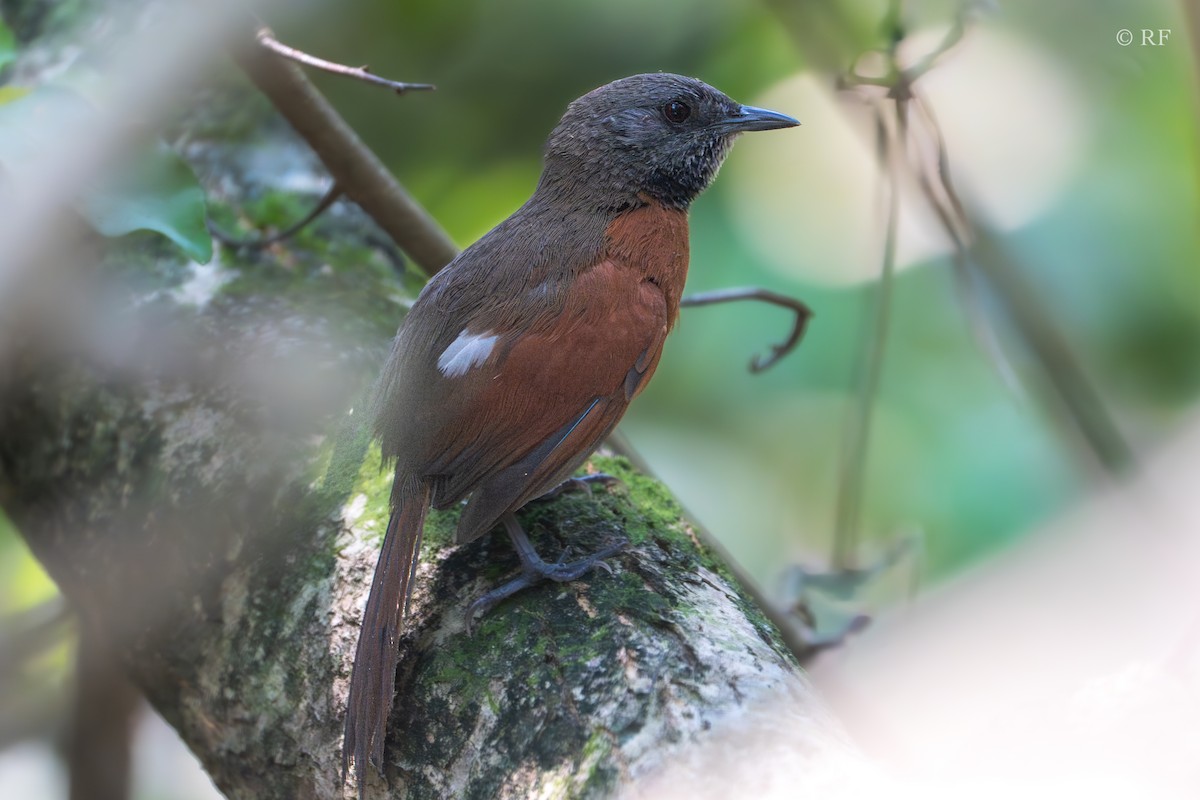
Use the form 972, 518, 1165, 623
81, 144, 213, 263
0, 18, 15, 72
0, 85, 212, 263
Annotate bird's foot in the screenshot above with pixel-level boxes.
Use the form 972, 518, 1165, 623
467, 516, 627, 633
780, 533, 919, 658
790, 607, 872, 658
533, 472, 623, 502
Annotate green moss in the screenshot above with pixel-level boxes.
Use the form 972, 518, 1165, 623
316, 394, 795, 676
345, 443, 394, 548
579, 728, 610, 762
319, 423, 712, 564
580, 454, 729, 575
587, 455, 683, 537
425, 608, 524, 699
483, 687, 501, 716
423, 506, 461, 551
335, 440, 465, 554
583, 455, 796, 664
573, 729, 616, 797
389, 447, 796, 798
315, 409, 371, 501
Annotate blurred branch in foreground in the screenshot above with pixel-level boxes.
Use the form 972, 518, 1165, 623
67, 624, 137, 800
810, 411, 1200, 797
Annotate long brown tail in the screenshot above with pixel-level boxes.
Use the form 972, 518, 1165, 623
342, 472, 430, 791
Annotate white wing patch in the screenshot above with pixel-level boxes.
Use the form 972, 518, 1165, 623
437, 329, 498, 378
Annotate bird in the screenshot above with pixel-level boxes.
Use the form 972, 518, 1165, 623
343, 72, 798, 787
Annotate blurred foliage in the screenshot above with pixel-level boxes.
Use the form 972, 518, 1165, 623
1, 0, 1198, 632
79, 138, 212, 263
0, 0, 85, 43
0, 16, 15, 70
0, 83, 212, 262
0, 513, 56, 615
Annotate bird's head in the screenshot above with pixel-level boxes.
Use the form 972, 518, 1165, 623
541, 73, 798, 210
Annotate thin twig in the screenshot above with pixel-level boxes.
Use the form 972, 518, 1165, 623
971, 228, 1136, 473
208, 183, 344, 249
832, 101, 902, 572
833, 2, 1132, 486
231, 22, 459, 276
902, 10, 968, 80
907, 93, 1022, 396
680, 287, 814, 372
906, 91, 1133, 474
256, 28, 435, 95
841, 1, 970, 91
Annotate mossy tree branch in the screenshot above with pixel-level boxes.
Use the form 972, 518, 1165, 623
0, 75, 859, 798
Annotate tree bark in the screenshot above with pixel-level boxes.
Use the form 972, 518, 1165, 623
0, 47, 860, 800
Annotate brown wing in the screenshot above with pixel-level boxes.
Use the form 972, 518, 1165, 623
421, 258, 669, 543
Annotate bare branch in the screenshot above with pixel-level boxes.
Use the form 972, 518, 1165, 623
231, 26, 459, 276
680, 287, 814, 373
832, 101, 902, 572
255, 28, 435, 95
208, 182, 344, 249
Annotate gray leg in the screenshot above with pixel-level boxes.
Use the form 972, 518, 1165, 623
467, 512, 626, 630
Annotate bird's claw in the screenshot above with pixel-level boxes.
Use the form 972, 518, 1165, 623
465, 537, 628, 635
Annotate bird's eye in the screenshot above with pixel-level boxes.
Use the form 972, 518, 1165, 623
663, 100, 692, 124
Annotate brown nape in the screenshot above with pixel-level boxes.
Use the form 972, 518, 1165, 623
342, 72, 797, 792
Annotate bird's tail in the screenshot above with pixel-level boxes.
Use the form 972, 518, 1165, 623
342, 472, 430, 789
